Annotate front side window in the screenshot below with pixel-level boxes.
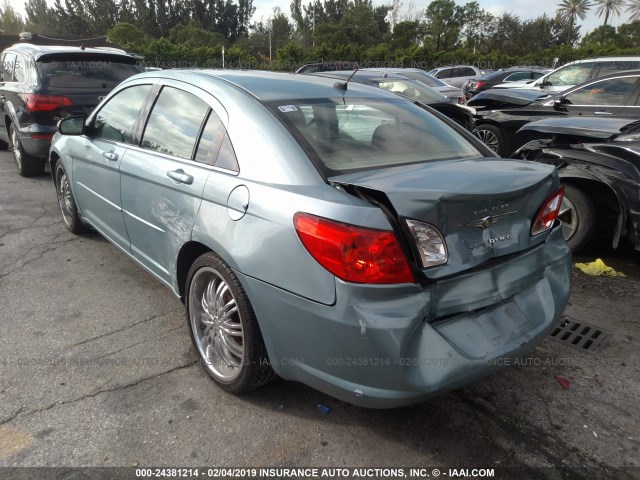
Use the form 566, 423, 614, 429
564, 77, 639, 106
141, 86, 209, 159
436, 69, 453, 79
93, 84, 152, 143
545, 63, 593, 87
271, 98, 481, 174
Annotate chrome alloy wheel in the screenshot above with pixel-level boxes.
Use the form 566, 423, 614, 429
57, 172, 74, 227
189, 267, 244, 382
11, 127, 21, 170
475, 128, 499, 152
558, 196, 578, 242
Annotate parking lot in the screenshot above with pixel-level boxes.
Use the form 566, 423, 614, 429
0, 149, 638, 477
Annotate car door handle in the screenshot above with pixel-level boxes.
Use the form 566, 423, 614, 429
102, 151, 118, 161
594, 110, 613, 115
167, 169, 194, 185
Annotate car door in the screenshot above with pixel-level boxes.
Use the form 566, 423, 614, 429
558, 75, 640, 119
119, 82, 221, 286
72, 82, 154, 251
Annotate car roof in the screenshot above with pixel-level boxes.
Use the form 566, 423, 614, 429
135, 69, 399, 102
4, 43, 133, 60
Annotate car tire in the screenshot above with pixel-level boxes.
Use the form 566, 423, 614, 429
55, 163, 88, 234
475, 124, 509, 157
559, 184, 595, 252
186, 252, 275, 394
10, 124, 45, 177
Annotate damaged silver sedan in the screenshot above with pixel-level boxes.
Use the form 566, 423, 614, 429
50, 70, 571, 408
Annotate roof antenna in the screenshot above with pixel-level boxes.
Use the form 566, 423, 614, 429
333, 63, 360, 91
80, 43, 86, 51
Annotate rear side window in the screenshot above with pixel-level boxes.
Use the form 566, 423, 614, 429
14, 54, 27, 83
94, 84, 152, 143
194, 111, 226, 165
456, 67, 476, 77
36, 55, 143, 89
595, 60, 640, 77
564, 76, 639, 106
271, 98, 480, 174
504, 72, 531, 82
1, 53, 16, 82
545, 63, 594, 87
141, 86, 209, 159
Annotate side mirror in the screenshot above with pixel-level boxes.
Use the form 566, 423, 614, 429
553, 97, 567, 111
57, 116, 86, 135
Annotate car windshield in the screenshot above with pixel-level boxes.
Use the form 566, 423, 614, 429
36, 54, 143, 89
270, 97, 481, 174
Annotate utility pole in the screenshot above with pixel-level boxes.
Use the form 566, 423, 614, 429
222, 45, 225, 68
312, 1, 315, 48
269, 28, 272, 62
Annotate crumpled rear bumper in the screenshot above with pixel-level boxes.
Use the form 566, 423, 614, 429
238, 225, 571, 408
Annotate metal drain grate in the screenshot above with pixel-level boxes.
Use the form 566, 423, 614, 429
550, 316, 609, 351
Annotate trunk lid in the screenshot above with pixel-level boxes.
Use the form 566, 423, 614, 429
329, 158, 560, 279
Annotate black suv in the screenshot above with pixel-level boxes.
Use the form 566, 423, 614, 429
0, 43, 144, 176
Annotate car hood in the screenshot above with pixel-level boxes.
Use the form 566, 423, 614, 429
518, 117, 639, 140
329, 159, 560, 279
468, 88, 552, 108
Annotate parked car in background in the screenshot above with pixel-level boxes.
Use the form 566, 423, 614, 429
0, 43, 144, 176
295, 61, 359, 74
471, 70, 640, 157
515, 117, 640, 252
463, 68, 550, 99
427, 65, 487, 88
363, 68, 465, 103
490, 57, 640, 94
50, 69, 571, 408
311, 70, 476, 130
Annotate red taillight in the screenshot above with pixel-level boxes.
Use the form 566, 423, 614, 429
31, 133, 54, 140
293, 212, 414, 284
531, 186, 565, 236
474, 81, 487, 89
21, 94, 72, 112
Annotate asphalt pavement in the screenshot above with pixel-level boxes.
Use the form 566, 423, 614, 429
0, 150, 638, 478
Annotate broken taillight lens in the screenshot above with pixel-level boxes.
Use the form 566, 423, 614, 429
294, 212, 414, 284
531, 186, 565, 236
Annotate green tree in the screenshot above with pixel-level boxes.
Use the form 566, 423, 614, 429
390, 20, 424, 50
581, 24, 622, 45
618, 20, 640, 46
556, 0, 592, 45
0, 0, 27, 33
593, 0, 624, 25
424, 0, 463, 51
108, 22, 146, 47
461, 1, 493, 53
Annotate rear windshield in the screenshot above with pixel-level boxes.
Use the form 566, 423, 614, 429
270, 98, 481, 174
36, 55, 143, 89
372, 78, 447, 104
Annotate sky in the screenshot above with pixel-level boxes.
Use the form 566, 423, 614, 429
10, 0, 631, 37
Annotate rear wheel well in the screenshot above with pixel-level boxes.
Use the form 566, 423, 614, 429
177, 241, 212, 302
560, 177, 621, 239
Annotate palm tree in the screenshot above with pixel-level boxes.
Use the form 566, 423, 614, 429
593, 0, 624, 24
557, 0, 592, 44
626, 0, 640, 21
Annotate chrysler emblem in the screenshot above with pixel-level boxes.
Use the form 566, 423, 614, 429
458, 211, 517, 229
